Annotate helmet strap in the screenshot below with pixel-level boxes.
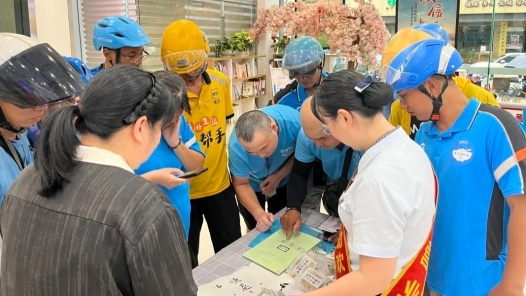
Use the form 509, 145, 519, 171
310, 66, 324, 89
114, 48, 122, 65
417, 78, 448, 121
0, 108, 26, 134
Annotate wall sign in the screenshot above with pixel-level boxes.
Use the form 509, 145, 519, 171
466, 0, 526, 6
396, 0, 460, 47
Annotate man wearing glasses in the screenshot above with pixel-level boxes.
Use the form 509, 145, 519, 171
91, 16, 151, 76
280, 97, 362, 238
228, 105, 301, 232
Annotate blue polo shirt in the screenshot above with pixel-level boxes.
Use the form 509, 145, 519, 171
135, 115, 203, 239
0, 132, 33, 205
90, 64, 104, 77
277, 72, 329, 111
228, 105, 301, 191
416, 99, 526, 296
295, 129, 362, 183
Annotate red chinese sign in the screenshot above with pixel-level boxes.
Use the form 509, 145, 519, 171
397, 0, 458, 46
420, 0, 443, 18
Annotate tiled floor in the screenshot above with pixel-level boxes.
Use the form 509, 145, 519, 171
196, 215, 246, 264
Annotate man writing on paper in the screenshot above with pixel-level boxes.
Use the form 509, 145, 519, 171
229, 105, 301, 232
281, 97, 362, 239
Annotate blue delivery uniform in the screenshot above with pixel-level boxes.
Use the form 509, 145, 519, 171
229, 105, 301, 191
277, 72, 329, 111
135, 115, 203, 239
416, 99, 526, 296
295, 129, 362, 183
285, 129, 363, 213
0, 132, 33, 205
229, 105, 301, 229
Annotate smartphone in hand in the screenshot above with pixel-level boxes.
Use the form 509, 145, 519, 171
177, 167, 209, 179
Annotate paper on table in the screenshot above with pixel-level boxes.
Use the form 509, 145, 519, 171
198, 263, 293, 296
317, 216, 341, 233
248, 220, 322, 248
244, 230, 320, 275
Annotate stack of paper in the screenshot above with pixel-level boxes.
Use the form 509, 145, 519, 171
244, 230, 320, 275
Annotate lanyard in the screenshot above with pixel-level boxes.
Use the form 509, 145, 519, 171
0, 134, 24, 171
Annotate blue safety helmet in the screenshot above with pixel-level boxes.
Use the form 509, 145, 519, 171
413, 23, 449, 43
383, 39, 462, 93
63, 56, 92, 83
282, 36, 325, 79
93, 16, 150, 51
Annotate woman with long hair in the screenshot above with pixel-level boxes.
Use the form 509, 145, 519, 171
304, 70, 436, 296
0, 65, 197, 295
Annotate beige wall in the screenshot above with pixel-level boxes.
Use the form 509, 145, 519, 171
34, 0, 73, 55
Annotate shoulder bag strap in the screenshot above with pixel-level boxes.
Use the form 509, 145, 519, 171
336, 147, 354, 194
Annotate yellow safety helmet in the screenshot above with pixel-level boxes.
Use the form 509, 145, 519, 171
161, 20, 211, 74
380, 28, 433, 68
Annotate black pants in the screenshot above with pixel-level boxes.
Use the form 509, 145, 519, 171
237, 185, 288, 230
187, 184, 242, 268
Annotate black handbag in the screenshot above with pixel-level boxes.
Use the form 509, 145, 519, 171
322, 147, 354, 217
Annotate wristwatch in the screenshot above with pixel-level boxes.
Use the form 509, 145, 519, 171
169, 137, 182, 150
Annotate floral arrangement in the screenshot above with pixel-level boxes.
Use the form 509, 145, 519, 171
248, 1, 390, 69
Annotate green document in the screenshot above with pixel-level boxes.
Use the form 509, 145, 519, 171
244, 230, 320, 275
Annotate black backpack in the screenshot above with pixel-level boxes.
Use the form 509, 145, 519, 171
267, 81, 299, 106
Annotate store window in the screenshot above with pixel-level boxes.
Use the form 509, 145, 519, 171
373, 0, 526, 122
75, 0, 256, 71
455, 2, 526, 122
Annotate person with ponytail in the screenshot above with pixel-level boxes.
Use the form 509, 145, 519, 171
304, 70, 436, 296
0, 65, 197, 296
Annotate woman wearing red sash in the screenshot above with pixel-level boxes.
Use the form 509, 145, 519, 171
305, 70, 437, 296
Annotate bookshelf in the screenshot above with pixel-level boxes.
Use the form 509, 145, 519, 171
207, 55, 269, 126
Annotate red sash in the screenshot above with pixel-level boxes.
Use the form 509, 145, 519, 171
334, 171, 438, 296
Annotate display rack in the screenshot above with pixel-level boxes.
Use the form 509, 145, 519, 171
207, 55, 269, 125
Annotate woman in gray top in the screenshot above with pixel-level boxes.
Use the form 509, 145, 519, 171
0, 65, 197, 295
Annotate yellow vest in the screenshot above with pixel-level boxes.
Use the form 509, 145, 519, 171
184, 69, 234, 199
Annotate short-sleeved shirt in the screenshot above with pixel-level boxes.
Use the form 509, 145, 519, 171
276, 72, 329, 111
228, 105, 301, 192
294, 128, 362, 183
184, 70, 234, 199
416, 99, 526, 295
339, 128, 436, 277
0, 132, 33, 205
134, 115, 203, 239
90, 64, 104, 77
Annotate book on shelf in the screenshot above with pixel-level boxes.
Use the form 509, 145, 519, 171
214, 62, 229, 76
241, 78, 266, 98
232, 61, 255, 79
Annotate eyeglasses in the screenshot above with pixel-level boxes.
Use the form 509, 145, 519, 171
121, 51, 150, 63
321, 124, 331, 136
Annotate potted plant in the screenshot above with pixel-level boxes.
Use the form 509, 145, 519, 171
271, 35, 290, 54
231, 30, 254, 55
214, 37, 233, 57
